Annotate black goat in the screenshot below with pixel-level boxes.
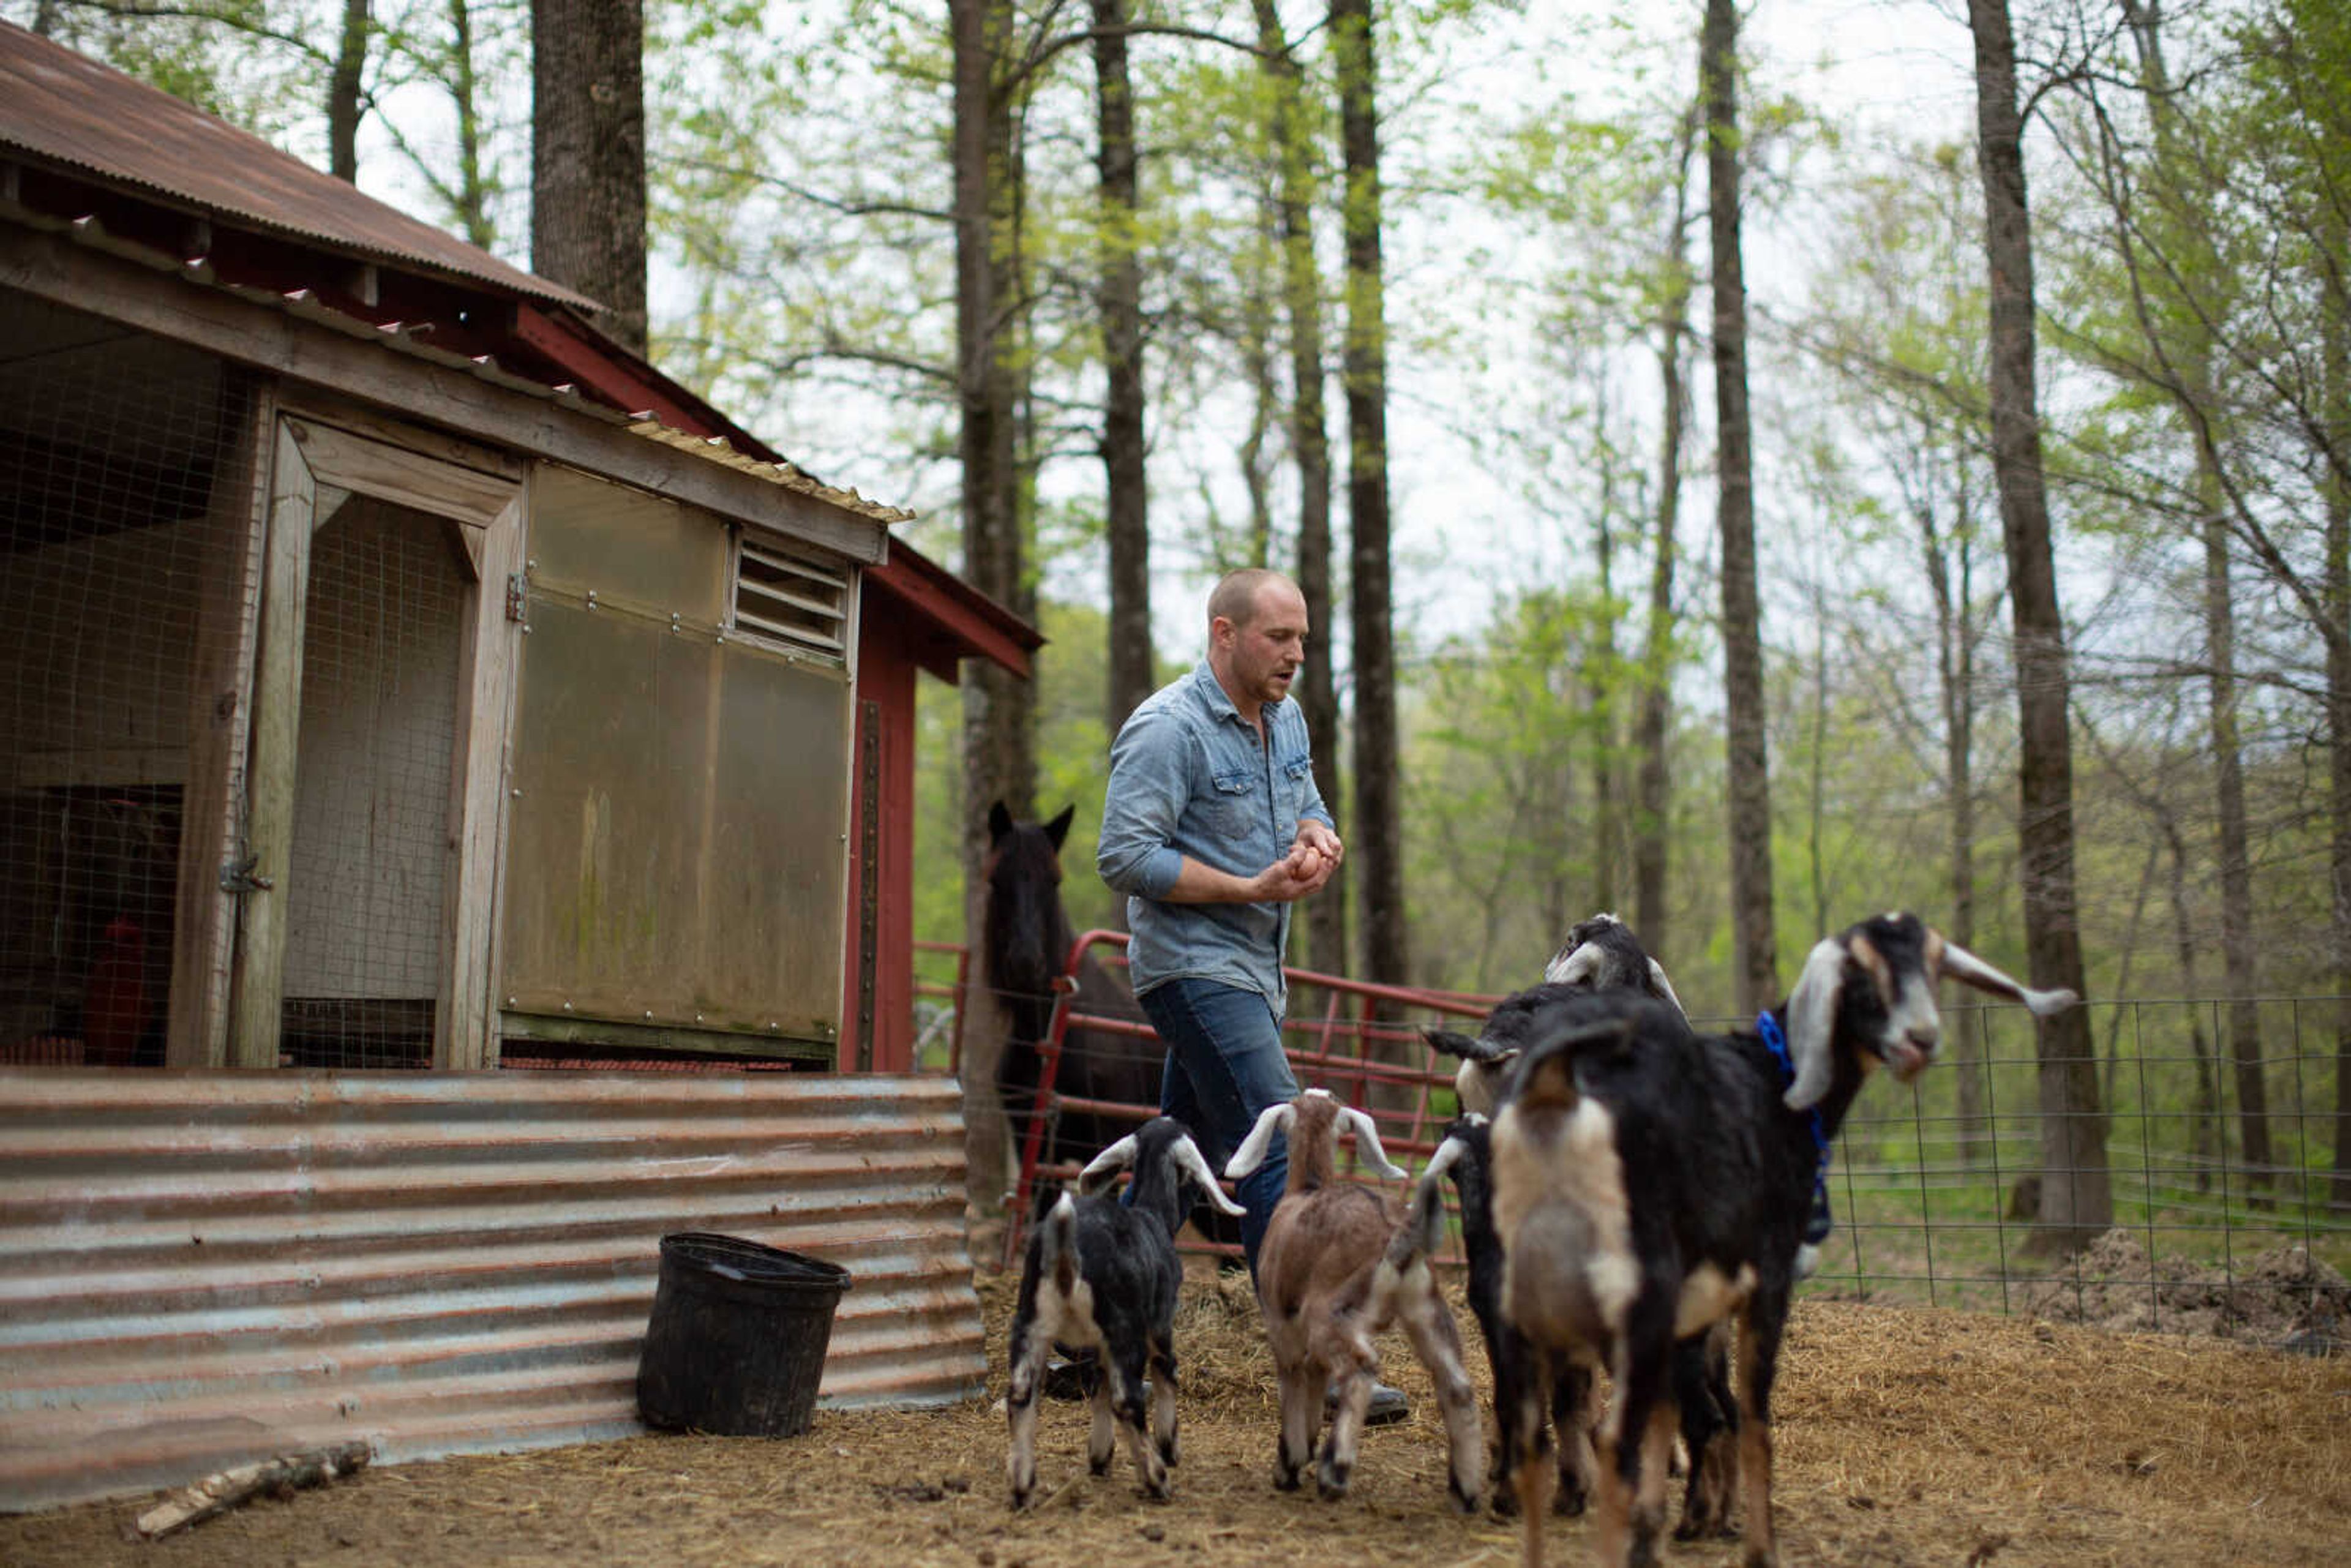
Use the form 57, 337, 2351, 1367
1426, 913, 1739, 1537
1487, 915, 2077, 1568
1005, 1117, 1245, 1507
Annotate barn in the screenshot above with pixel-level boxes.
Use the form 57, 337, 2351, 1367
0, 19, 1034, 1510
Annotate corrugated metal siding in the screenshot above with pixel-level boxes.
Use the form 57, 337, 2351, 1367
0, 1070, 986, 1512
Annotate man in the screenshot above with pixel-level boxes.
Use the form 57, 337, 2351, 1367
1097, 568, 1408, 1425
1096, 568, 1341, 1270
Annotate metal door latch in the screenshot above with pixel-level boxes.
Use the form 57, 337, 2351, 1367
220, 853, 274, 893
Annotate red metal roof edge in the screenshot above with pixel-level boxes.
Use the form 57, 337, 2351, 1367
866, 539, 1042, 680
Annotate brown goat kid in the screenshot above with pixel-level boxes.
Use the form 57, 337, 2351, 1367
1224, 1088, 1486, 1509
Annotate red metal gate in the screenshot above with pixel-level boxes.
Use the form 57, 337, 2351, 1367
1002, 929, 1498, 1267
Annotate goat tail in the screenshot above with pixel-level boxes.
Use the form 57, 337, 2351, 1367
1039, 1190, 1081, 1299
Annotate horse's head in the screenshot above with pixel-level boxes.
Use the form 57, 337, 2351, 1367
984, 801, 1078, 1008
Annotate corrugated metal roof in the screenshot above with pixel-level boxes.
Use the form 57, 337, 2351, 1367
0, 20, 597, 313
0, 1070, 987, 1512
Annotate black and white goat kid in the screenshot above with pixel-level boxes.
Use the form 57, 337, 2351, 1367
1005, 1117, 1247, 1507
1486, 914, 2076, 1568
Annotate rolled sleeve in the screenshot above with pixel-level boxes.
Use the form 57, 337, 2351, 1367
1098, 706, 1190, 899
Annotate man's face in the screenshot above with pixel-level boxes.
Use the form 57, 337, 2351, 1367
1217, 581, 1310, 710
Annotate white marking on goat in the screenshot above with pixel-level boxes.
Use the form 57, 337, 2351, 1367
1672, 1262, 1757, 1338
1493, 1097, 1638, 1343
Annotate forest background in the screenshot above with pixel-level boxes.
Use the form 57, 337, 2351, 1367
13, 0, 2347, 1228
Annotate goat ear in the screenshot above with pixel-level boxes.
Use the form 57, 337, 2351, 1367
1043, 804, 1075, 850
1224, 1101, 1293, 1179
1423, 1024, 1510, 1064
1645, 958, 1689, 1021
1170, 1133, 1249, 1216
1078, 1133, 1138, 1193
1937, 936, 2080, 1016
988, 800, 1014, 843
1339, 1106, 1409, 1180
1782, 937, 1851, 1111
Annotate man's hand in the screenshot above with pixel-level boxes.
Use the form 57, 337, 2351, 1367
1293, 819, 1344, 868
1249, 836, 1337, 903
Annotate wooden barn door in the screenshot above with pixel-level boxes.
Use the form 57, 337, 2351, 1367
223, 411, 523, 1069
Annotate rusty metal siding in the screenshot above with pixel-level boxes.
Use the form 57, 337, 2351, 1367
0, 1070, 986, 1512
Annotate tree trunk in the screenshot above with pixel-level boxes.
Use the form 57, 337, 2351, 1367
1632, 116, 1697, 952
1592, 511, 1619, 915
1332, 0, 1403, 992
329, 0, 369, 183
448, 0, 494, 249
531, 0, 648, 352
2123, 0, 2271, 1204
951, 0, 1033, 1225
2327, 242, 2351, 1210
1924, 456, 1988, 1160
1703, 0, 1777, 1011
1967, 0, 2109, 1251
1253, 0, 1344, 975
2165, 816, 2221, 1188
1093, 0, 1153, 736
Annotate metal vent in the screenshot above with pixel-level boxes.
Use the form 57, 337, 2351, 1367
732, 536, 847, 664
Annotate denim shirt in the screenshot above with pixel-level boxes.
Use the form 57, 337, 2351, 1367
1097, 661, 1335, 1019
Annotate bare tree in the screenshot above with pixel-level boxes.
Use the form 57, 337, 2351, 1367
1966, 0, 2110, 1250
1093, 0, 1153, 736
1253, 0, 1346, 975
1703, 0, 1777, 1010
1332, 0, 1403, 989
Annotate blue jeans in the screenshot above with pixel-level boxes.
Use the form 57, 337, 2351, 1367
1137, 977, 1300, 1275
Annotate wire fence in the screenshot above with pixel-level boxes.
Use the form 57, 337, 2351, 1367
953, 936, 2349, 1345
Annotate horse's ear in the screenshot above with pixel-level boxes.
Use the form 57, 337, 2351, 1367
988, 801, 1014, 843
1044, 805, 1075, 850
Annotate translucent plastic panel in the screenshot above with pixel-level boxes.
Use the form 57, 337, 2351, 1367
501, 600, 849, 1043
529, 464, 727, 625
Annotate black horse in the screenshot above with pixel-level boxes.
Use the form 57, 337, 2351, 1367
983, 801, 1245, 1258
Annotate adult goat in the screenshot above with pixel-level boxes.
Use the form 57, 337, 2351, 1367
1487, 914, 2075, 1568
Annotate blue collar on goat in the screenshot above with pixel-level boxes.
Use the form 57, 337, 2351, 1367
1757, 1008, 1832, 1251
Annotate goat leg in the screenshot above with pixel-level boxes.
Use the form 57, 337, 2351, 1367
1316, 1356, 1374, 1501
1149, 1341, 1180, 1470
1109, 1346, 1167, 1500
1673, 1328, 1739, 1539
1273, 1365, 1318, 1491
1005, 1322, 1046, 1508
1735, 1302, 1787, 1568
1087, 1369, 1117, 1477
1395, 1275, 1485, 1512
1551, 1359, 1597, 1517
1509, 1373, 1554, 1567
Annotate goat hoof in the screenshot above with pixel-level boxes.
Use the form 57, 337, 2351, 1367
1316, 1461, 1351, 1500
1490, 1488, 1520, 1520
1552, 1485, 1587, 1518
1448, 1476, 1479, 1515
1272, 1465, 1302, 1493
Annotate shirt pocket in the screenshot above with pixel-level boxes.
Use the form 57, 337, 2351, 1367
1207, 765, 1261, 846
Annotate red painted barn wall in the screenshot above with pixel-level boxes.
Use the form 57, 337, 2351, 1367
842, 623, 920, 1072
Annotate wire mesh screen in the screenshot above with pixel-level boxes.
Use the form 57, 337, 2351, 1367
0, 291, 257, 1068
276, 496, 465, 1070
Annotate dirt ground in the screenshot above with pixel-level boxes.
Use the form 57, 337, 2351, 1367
6, 1265, 2347, 1568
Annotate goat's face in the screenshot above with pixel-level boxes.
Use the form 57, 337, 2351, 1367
1542, 912, 1687, 1019
1783, 913, 2080, 1111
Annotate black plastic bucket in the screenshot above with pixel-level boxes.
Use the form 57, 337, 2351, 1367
636, 1231, 852, 1438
